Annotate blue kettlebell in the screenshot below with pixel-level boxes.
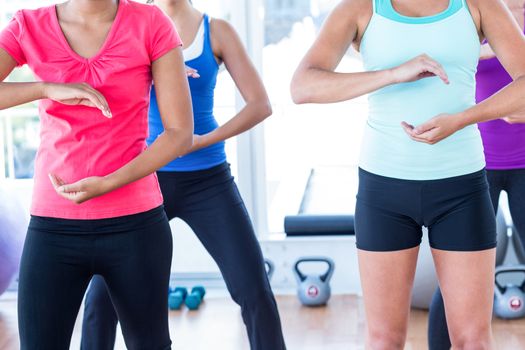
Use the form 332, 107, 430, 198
294, 257, 335, 307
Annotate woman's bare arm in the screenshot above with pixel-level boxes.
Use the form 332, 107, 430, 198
405, 0, 525, 144
480, 0, 524, 60
52, 48, 194, 203
187, 19, 272, 153
0, 49, 111, 115
290, 0, 449, 104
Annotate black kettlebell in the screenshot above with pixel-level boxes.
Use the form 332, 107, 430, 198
264, 259, 275, 281
294, 257, 335, 306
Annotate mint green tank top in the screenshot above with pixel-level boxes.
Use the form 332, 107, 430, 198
359, 0, 485, 180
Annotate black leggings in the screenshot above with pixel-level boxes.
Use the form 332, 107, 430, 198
428, 168, 525, 350
18, 206, 173, 350
81, 163, 286, 350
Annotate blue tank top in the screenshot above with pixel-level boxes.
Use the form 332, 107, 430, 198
359, 0, 485, 180
147, 14, 227, 171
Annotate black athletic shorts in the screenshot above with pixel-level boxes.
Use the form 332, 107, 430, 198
355, 168, 497, 252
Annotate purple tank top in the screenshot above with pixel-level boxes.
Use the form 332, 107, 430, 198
477, 17, 525, 170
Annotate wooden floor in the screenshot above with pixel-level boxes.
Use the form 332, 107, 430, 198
1, 293, 525, 349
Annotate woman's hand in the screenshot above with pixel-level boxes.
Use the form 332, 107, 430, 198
185, 65, 200, 78
401, 113, 462, 145
390, 54, 449, 85
49, 173, 114, 204
42, 82, 112, 118
184, 134, 210, 154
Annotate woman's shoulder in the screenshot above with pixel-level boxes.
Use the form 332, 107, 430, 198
123, 0, 174, 32
126, 0, 156, 12
207, 17, 239, 58
12, 5, 55, 25
125, 0, 166, 19
209, 17, 234, 34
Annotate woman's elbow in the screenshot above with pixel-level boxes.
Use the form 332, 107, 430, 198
165, 127, 193, 154
259, 100, 273, 120
290, 88, 308, 105
247, 98, 272, 122
180, 130, 193, 154
290, 73, 310, 105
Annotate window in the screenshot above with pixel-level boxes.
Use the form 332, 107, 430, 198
262, 0, 368, 233
0, 0, 49, 180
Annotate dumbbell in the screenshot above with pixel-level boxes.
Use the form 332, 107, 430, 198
168, 287, 187, 310
293, 256, 335, 307
494, 265, 525, 319
185, 286, 206, 310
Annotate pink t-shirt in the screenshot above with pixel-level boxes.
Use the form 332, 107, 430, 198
0, 0, 182, 219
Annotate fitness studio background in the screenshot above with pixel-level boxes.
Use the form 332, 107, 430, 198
0, 0, 365, 294
4, 0, 525, 349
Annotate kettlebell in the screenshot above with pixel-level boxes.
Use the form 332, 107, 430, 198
294, 256, 335, 307
265, 259, 275, 281
494, 265, 525, 319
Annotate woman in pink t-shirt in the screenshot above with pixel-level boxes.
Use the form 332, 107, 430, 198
0, 0, 193, 348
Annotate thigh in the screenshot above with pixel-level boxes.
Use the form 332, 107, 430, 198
100, 211, 173, 350
427, 175, 497, 251
427, 288, 452, 350
358, 247, 419, 343
180, 180, 270, 296
84, 275, 117, 325
355, 169, 423, 251
505, 169, 525, 248
157, 171, 178, 220
486, 170, 504, 213
81, 275, 118, 350
432, 248, 495, 345
18, 220, 92, 350
355, 200, 423, 251
84, 275, 116, 320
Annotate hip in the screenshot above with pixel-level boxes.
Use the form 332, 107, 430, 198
29, 205, 168, 235
31, 173, 163, 220
359, 122, 485, 180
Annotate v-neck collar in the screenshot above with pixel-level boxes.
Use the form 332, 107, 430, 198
51, 0, 125, 63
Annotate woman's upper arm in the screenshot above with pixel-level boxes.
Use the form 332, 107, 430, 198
479, 0, 525, 78
0, 49, 17, 82
211, 19, 267, 102
151, 47, 193, 131
296, 0, 363, 72
0, 11, 27, 80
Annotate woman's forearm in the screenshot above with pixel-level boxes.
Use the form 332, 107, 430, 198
200, 100, 272, 148
104, 128, 192, 190
290, 68, 396, 104
0, 82, 45, 109
458, 75, 525, 126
